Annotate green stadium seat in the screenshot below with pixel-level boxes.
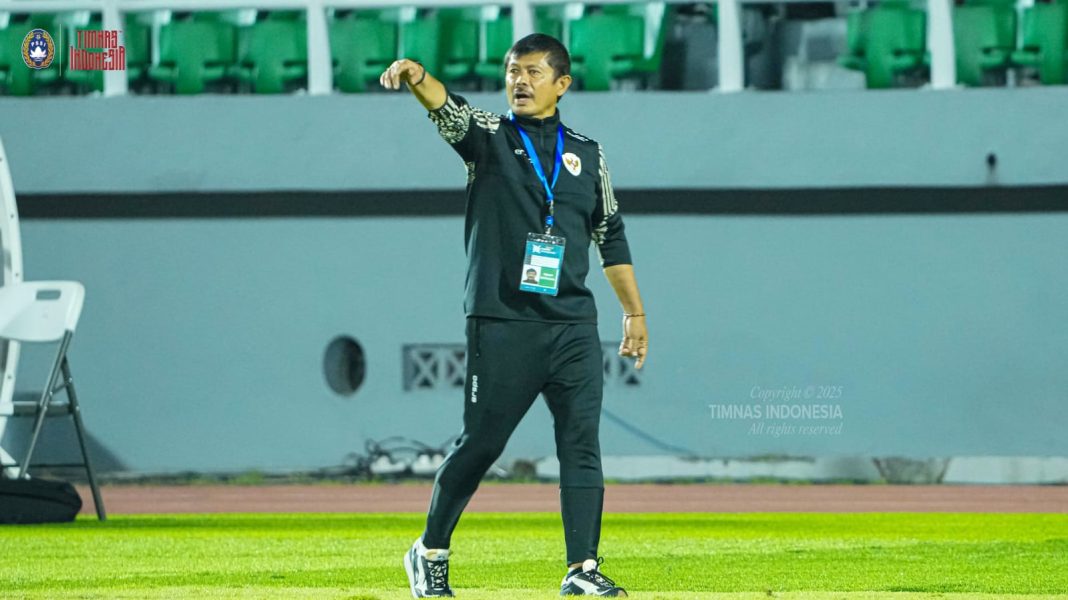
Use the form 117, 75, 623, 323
589, 3, 671, 78
0, 27, 22, 95
266, 10, 305, 21
838, 1, 927, 89
401, 11, 442, 77
439, 8, 480, 82
62, 14, 103, 93
329, 14, 397, 93
840, 10, 867, 72
475, 14, 513, 82
569, 12, 646, 90
0, 25, 23, 95
1012, 2, 1068, 85
952, 2, 1016, 86
472, 7, 571, 84
194, 10, 257, 73
233, 19, 308, 94
601, 4, 638, 17
149, 20, 236, 94
535, 4, 573, 40
124, 18, 150, 82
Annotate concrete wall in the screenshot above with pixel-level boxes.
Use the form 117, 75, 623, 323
1, 89, 1066, 474
3, 212, 1065, 473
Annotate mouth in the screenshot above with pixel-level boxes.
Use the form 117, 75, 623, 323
513, 89, 533, 103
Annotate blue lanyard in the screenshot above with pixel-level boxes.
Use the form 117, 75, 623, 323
510, 113, 564, 234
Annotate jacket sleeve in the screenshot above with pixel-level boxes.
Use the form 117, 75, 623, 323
426, 90, 500, 163
591, 143, 632, 267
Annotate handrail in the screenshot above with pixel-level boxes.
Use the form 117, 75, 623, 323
0, 0, 960, 94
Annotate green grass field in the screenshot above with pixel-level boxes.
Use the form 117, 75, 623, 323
2, 513, 1066, 599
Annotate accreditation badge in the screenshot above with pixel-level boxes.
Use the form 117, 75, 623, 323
519, 233, 566, 296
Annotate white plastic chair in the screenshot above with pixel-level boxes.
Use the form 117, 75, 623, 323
0, 281, 106, 520
0, 135, 24, 473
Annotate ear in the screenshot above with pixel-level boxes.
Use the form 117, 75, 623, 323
555, 74, 573, 99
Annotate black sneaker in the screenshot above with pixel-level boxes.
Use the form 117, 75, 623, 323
404, 538, 454, 598
560, 557, 628, 597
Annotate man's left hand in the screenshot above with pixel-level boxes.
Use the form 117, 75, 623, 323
619, 315, 648, 370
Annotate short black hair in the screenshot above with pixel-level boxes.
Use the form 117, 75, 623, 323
505, 33, 571, 80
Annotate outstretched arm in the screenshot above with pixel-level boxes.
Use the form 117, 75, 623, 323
380, 59, 496, 162
379, 58, 447, 111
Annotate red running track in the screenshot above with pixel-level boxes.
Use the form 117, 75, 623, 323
75, 483, 1068, 515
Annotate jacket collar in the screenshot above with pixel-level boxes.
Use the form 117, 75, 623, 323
510, 108, 561, 131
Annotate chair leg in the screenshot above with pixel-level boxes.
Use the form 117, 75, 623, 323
1, 448, 20, 478
17, 390, 50, 479
18, 333, 71, 479
63, 358, 107, 521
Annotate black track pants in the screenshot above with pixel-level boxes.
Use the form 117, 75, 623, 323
421, 317, 605, 564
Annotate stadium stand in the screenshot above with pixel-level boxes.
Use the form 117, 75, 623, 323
438, 8, 481, 82
474, 7, 514, 84
952, 0, 1016, 86
233, 14, 309, 93
3, 0, 1068, 95
1012, 0, 1068, 84
148, 17, 237, 94
330, 11, 397, 93
570, 9, 648, 90
839, 0, 928, 89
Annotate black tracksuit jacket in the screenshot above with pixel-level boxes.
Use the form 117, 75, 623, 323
428, 91, 632, 324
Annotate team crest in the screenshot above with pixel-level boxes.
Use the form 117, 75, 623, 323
562, 152, 581, 176
22, 29, 55, 70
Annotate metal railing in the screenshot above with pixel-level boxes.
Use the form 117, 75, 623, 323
0, 0, 960, 95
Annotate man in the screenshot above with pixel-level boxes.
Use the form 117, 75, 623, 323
380, 33, 648, 598
523, 268, 540, 284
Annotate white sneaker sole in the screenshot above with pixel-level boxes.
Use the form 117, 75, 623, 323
404, 547, 420, 598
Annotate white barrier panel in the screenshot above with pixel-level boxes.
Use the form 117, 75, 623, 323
0, 136, 24, 476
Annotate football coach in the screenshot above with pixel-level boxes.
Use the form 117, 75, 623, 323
381, 33, 648, 598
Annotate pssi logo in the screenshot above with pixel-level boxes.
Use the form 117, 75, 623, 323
22, 29, 55, 70
562, 152, 582, 176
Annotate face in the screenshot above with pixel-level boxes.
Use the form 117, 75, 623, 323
526, 269, 537, 280
506, 51, 572, 119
